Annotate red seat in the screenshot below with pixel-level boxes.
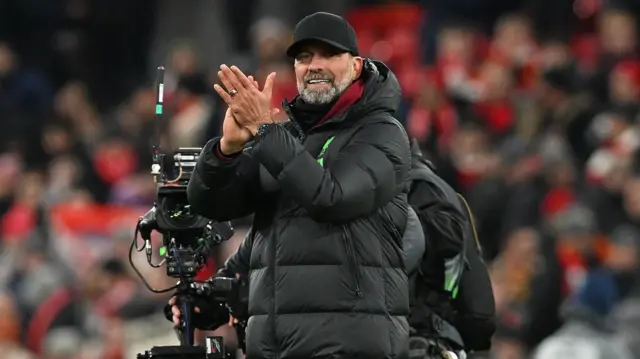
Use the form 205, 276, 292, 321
346, 4, 424, 34
346, 4, 425, 60
385, 27, 420, 63
355, 30, 377, 57
346, 4, 426, 90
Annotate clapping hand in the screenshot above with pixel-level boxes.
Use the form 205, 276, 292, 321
214, 65, 279, 135
218, 75, 278, 155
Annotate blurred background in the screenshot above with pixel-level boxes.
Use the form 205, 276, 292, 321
2, 0, 640, 358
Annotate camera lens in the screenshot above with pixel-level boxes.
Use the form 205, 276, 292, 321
162, 193, 199, 228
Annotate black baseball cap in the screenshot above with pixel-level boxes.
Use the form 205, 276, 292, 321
286, 12, 359, 58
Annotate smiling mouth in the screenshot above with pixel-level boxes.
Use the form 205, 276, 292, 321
307, 79, 331, 85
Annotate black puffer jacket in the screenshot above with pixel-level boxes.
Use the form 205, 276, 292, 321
188, 60, 411, 359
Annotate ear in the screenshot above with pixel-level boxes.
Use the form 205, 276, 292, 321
353, 56, 364, 77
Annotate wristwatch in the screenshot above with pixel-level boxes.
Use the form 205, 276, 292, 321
256, 123, 276, 139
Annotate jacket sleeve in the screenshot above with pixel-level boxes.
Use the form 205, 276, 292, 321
409, 181, 465, 259
217, 228, 254, 278
187, 138, 261, 221
251, 120, 410, 223
403, 207, 426, 275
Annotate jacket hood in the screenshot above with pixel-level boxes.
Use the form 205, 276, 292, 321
349, 59, 402, 119
410, 138, 437, 171
410, 138, 423, 156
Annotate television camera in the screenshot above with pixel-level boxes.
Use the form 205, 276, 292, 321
128, 67, 245, 359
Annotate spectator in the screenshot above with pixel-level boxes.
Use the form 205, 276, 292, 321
533, 269, 633, 359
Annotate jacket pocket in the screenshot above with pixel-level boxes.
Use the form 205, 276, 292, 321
380, 207, 403, 244
342, 225, 363, 298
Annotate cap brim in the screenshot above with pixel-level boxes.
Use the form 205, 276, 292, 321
286, 37, 351, 57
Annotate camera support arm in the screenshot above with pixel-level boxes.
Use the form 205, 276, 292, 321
138, 206, 196, 346
175, 280, 198, 346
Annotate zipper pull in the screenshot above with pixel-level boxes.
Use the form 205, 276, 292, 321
281, 98, 294, 120
281, 98, 305, 142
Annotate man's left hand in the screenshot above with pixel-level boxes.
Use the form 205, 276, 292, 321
214, 65, 277, 135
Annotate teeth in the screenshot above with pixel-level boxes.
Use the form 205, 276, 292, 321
308, 79, 329, 84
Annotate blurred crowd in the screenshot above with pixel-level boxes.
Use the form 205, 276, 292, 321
2, 0, 640, 358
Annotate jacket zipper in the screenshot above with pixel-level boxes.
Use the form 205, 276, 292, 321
342, 225, 363, 298
282, 98, 306, 142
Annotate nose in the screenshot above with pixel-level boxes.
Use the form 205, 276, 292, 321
308, 55, 326, 72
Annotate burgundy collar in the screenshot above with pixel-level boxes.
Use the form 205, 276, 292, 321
316, 78, 365, 126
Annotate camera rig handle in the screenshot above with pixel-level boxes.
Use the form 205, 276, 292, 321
175, 280, 198, 346
138, 206, 158, 239
138, 205, 159, 262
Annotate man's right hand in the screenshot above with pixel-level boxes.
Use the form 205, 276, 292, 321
219, 75, 261, 155
220, 107, 253, 155
219, 75, 280, 155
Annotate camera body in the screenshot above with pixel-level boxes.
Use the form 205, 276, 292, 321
134, 145, 237, 355
154, 147, 234, 278
155, 147, 209, 231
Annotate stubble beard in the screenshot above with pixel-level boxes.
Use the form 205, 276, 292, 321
297, 62, 355, 105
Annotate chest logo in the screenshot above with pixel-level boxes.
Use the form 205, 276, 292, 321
316, 136, 335, 167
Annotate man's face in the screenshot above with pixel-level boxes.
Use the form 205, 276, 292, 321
293, 43, 361, 104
